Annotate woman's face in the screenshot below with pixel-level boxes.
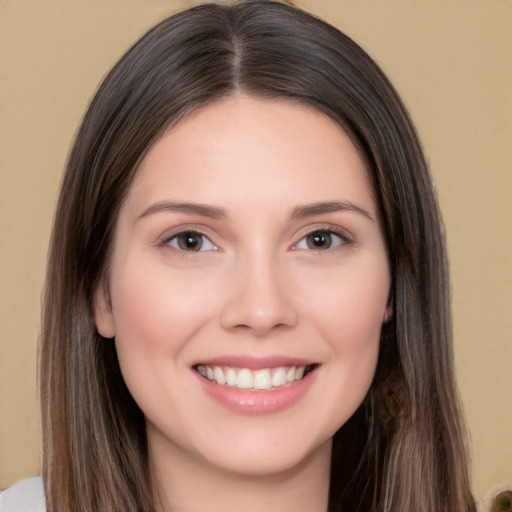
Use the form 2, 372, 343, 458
94, 96, 391, 478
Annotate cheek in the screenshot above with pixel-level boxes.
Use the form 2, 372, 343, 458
109, 259, 219, 386
306, 258, 390, 346
303, 259, 389, 418
108, 260, 226, 439
112, 257, 214, 338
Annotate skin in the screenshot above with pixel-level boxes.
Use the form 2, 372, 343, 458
94, 96, 391, 512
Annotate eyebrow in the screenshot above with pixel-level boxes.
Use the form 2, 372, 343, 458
136, 201, 228, 221
136, 199, 374, 223
290, 201, 374, 221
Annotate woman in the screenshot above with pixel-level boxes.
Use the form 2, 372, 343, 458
2, 1, 476, 511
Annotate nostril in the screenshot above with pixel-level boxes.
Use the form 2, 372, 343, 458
220, 296, 299, 335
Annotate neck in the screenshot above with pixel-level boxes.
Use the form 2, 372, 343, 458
149, 432, 332, 512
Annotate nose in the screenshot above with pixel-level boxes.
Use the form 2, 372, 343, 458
219, 254, 299, 336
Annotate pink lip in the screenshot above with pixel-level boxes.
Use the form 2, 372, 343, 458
194, 365, 319, 415
193, 354, 316, 369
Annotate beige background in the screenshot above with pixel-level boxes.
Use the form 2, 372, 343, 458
1, 0, 511, 508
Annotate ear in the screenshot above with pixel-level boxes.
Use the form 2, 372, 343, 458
383, 303, 393, 323
92, 279, 116, 338
383, 290, 393, 323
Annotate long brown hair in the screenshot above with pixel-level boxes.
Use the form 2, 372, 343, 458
40, 1, 476, 510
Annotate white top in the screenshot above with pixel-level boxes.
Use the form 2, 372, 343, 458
0, 477, 46, 512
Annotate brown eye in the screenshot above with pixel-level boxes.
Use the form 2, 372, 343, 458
306, 231, 333, 250
295, 230, 347, 251
168, 231, 215, 252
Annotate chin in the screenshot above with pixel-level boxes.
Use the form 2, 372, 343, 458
192, 425, 333, 478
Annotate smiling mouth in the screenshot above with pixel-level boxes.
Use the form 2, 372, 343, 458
194, 364, 318, 391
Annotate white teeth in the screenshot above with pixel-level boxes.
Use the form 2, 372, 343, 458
253, 369, 272, 390
272, 368, 287, 387
237, 369, 254, 389
197, 364, 311, 390
213, 366, 226, 385
226, 368, 238, 386
295, 366, 305, 380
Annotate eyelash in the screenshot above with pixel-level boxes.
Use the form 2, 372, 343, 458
160, 226, 352, 254
161, 230, 217, 253
293, 228, 352, 251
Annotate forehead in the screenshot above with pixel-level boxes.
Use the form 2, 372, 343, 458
124, 95, 375, 216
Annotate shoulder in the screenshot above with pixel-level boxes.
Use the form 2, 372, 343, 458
0, 476, 46, 512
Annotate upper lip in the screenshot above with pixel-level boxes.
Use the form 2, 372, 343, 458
192, 355, 318, 370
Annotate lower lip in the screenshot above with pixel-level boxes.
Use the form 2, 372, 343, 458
195, 369, 318, 415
